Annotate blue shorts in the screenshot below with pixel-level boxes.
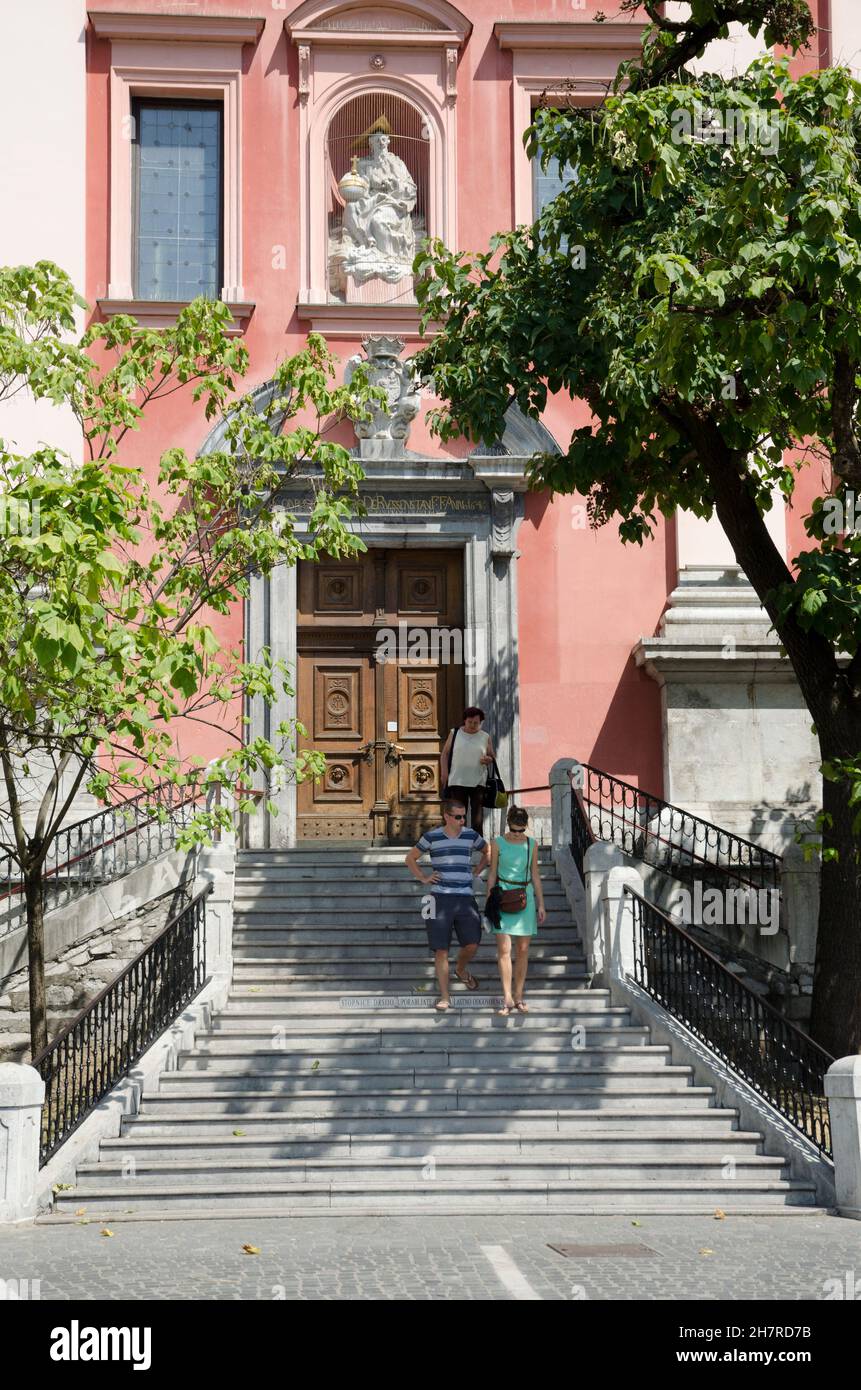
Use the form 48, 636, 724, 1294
426, 894, 482, 952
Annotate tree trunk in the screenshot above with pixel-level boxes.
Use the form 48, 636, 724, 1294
810, 756, 861, 1058
25, 867, 48, 1059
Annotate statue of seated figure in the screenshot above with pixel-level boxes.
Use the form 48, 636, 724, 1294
339, 132, 418, 286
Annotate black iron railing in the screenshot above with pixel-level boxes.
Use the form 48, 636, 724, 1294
33, 884, 210, 1165
570, 786, 597, 880
572, 761, 781, 899
0, 782, 205, 941
627, 888, 832, 1157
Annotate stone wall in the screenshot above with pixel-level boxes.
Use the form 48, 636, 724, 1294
0, 880, 194, 1064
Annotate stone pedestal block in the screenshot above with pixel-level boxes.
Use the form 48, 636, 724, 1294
0, 1063, 45, 1224
825, 1056, 861, 1220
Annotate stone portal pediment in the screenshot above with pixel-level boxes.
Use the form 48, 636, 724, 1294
286, 0, 472, 42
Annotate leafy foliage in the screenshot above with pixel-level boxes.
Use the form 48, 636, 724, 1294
0, 265, 377, 870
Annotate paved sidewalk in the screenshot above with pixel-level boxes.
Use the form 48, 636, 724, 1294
0, 1212, 858, 1300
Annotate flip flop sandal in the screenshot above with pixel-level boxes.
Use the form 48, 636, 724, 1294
434, 1000, 451, 1012
455, 969, 480, 990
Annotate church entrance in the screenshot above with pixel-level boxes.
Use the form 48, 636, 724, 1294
296, 548, 465, 844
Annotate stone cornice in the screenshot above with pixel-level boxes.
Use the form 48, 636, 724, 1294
634, 636, 792, 684
493, 20, 646, 51
88, 11, 266, 43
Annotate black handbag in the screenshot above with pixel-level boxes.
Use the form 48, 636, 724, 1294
482, 757, 507, 809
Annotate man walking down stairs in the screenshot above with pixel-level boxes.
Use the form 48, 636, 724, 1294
52, 843, 818, 1217
404, 798, 490, 1012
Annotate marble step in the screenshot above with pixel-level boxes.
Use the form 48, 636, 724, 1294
49, 1177, 817, 1216
176, 1044, 671, 1073
118, 1106, 744, 1139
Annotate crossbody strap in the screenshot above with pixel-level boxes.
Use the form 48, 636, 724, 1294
502, 836, 533, 888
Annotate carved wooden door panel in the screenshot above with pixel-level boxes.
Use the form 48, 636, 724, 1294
296, 548, 464, 842
382, 551, 464, 845
296, 652, 376, 839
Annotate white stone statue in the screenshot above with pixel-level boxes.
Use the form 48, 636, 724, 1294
338, 132, 417, 285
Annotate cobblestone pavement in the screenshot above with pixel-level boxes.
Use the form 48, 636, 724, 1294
0, 1212, 859, 1301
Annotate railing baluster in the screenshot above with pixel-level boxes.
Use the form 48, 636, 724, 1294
32, 883, 212, 1166
621, 887, 832, 1158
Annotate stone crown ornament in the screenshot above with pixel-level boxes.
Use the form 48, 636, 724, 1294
344, 335, 422, 459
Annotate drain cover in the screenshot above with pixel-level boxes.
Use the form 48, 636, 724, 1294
548, 1243, 656, 1258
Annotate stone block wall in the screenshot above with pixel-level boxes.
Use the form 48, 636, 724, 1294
0, 881, 193, 1063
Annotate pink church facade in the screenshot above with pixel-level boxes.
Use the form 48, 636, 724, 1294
10, 0, 851, 844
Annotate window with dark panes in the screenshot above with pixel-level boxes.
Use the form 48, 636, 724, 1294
133, 101, 223, 301
531, 103, 579, 220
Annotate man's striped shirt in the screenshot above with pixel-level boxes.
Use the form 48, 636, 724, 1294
415, 826, 487, 895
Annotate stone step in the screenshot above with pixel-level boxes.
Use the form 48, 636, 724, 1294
225, 987, 607, 1005
229, 956, 589, 978
189, 1025, 651, 1050
51, 1177, 817, 1216
219, 995, 626, 1016
176, 1045, 672, 1073
210, 1011, 635, 1032
237, 849, 557, 866
231, 926, 576, 944
233, 879, 567, 895
68, 1151, 784, 1193
232, 906, 575, 928
119, 1107, 743, 1139
156, 1066, 701, 1095
232, 945, 589, 967
235, 868, 562, 885
136, 1089, 729, 1117
227, 975, 592, 992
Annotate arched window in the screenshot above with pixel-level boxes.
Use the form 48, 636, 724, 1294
326, 93, 430, 305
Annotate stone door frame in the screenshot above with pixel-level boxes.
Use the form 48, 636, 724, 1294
244, 479, 526, 847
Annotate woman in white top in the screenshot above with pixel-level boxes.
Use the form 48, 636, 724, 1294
440, 706, 495, 836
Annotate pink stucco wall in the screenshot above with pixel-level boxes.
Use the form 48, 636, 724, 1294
82, 1, 829, 803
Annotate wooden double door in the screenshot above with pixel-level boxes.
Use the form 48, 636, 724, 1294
296, 548, 465, 843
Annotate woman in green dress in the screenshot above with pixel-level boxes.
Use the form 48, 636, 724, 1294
486, 806, 546, 1016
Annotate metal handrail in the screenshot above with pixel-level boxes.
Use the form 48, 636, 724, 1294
574, 761, 782, 898
0, 782, 207, 940
625, 886, 832, 1158
33, 882, 211, 1165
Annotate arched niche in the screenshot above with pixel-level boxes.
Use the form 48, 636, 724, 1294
286, 0, 467, 331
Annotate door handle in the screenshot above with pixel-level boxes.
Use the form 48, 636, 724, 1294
356, 741, 375, 765
385, 741, 405, 765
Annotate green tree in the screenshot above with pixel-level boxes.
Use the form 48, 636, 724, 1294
0, 262, 376, 1056
415, 5, 861, 1055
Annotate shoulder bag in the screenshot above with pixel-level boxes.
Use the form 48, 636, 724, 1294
498, 838, 533, 913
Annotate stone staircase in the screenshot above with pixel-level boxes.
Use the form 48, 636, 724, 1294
52, 844, 818, 1217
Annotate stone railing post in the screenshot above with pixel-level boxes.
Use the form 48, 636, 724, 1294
603, 864, 645, 984
583, 841, 623, 983
197, 784, 236, 979
549, 758, 578, 857
825, 1056, 861, 1221
0, 1064, 45, 1224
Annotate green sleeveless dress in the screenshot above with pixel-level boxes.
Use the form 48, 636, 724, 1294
493, 835, 538, 937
